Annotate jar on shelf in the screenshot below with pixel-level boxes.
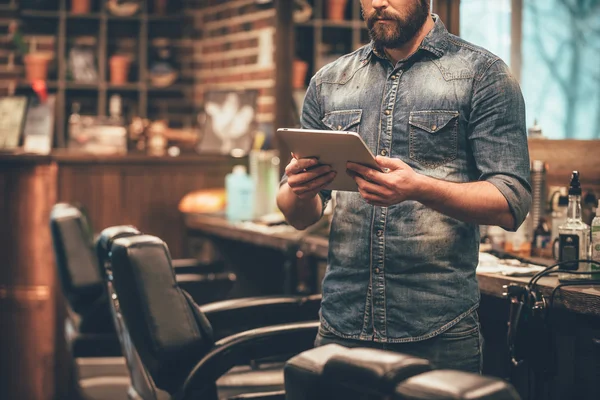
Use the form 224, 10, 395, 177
326, 0, 348, 21
109, 54, 131, 85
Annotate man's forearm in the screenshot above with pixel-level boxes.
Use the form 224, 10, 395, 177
276, 184, 323, 230
416, 176, 515, 230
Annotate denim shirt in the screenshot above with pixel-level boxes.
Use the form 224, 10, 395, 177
293, 16, 531, 342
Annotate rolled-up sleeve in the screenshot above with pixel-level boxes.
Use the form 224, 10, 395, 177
279, 75, 332, 210
468, 59, 531, 231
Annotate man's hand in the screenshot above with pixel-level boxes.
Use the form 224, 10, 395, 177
285, 155, 336, 199
346, 156, 421, 207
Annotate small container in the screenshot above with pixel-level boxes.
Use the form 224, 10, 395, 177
225, 165, 255, 223
109, 54, 131, 85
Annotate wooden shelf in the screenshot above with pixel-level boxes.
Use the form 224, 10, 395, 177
147, 14, 187, 22
67, 12, 101, 19
19, 10, 61, 18
296, 19, 364, 29
106, 83, 141, 91
15, 3, 195, 149
293, 0, 366, 89
65, 82, 99, 90
19, 10, 184, 21
17, 80, 60, 90
148, 83, 192, 92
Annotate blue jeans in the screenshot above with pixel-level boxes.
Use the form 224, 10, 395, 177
314, 311, 483, 374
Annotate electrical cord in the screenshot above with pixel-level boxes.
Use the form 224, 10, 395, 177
511, 259, 600, 400
528, 259, 600, 288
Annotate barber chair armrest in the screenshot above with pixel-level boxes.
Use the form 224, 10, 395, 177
227, 390, 286, 400
175, 272, 237, 305
199, 295, 322, 339
172, 259, 225, 273
179, 321, 319, 399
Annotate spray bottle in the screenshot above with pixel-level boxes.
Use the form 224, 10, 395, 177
557, 171, 591, 281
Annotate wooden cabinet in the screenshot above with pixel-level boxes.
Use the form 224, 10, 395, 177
293, 0, 368, 90
15, 0, 193, 147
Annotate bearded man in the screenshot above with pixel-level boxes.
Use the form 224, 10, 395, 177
277, 0, 531, 373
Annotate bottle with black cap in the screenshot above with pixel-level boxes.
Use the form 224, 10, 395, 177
558, 171, 591, 281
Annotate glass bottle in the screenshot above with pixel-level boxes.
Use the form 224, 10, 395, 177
557, 171, 591, 281
590, 200, 600, 279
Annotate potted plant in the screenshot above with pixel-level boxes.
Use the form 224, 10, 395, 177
10, 22, 53, 82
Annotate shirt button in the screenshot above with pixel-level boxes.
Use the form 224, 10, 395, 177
431, 124, 437, 131
384, 109, 391, 115
377, 230, 383, 237
337, 125, 342, 130
390, 75, 397, 80
380, 149, 388, 156
374, 268, 380, 273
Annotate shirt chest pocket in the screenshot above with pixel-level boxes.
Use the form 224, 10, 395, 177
409, 110, 459, 169
322, 109, 362, 133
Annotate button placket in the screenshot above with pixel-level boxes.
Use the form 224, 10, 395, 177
379, 70, 401, 160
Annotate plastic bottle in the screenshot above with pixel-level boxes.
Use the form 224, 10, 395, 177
591, 200, 600, 279
531, 217, 551, 257
557, 171, 591, 281
225, 165, 255, 222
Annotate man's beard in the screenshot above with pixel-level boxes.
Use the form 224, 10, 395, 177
365, 0, 430, 49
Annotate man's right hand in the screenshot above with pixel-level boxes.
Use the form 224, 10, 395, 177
285, 155, 336, 199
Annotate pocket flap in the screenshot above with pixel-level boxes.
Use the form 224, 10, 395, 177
322, 109, 363, 131
409, 111, 459, 134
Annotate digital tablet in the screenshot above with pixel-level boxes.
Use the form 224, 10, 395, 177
276, 128, 382, 192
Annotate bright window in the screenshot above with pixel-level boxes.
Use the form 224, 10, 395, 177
460, 0, 600, 139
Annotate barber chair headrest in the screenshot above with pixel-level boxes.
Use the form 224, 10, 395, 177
284, 344, 348, 400
323, 347, 432, 396
96, 225, 142, 274
394, 370, 521, 400
50, 203, 103, 305
110, 234, 214, 393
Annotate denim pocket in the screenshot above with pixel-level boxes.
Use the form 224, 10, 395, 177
440, 312, 480, 339
322, 109, 363, 133
409, 110, 459, 168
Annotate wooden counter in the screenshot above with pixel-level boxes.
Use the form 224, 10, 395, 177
50, 151, 240, 258
184, 213, 600, 318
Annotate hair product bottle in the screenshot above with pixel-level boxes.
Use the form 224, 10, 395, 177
557, 171, 591, 281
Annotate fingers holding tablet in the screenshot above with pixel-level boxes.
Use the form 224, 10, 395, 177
285, 156, 336, 199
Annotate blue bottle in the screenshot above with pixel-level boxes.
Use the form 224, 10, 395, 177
225, 165, 255, 222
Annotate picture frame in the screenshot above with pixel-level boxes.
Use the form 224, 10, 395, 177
197, 90, 258, 155
22, 95, 56, 155
0, 96, 28, 151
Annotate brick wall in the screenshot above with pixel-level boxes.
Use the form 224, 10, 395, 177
0, 1, 20, 95
191, 0, 277, 124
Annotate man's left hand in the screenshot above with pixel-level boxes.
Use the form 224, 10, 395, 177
346, 156, 421, 207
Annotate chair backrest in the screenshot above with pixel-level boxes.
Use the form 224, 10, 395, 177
109, 234, 215, 395
97, 226, 161, 400
394, 370, 521, 400
50, 203, 103, 314
322, 347, 432, 398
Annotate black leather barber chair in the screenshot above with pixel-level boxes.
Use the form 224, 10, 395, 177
50, 203, 121, 357
284, 344, 432, 400
394, 370, 521, 400
51, 203, 238, 355
50, 204, 130, 399
285, 344, 520, 400
103, 230, 321, 399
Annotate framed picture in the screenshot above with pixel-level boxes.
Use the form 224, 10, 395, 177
22, 95, 56, 155
0, 96, 28, 150
197, 90, 258, 155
